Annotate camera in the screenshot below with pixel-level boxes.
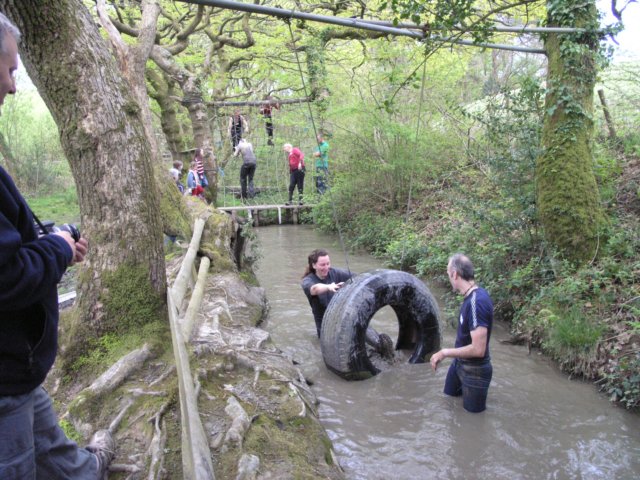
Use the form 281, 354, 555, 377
36, 220, 81, 243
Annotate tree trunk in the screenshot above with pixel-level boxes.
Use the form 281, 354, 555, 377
1, 0, 167, 347
147, 67, 185, 163
537, 0, 604, 263
597, 88, 617, 140
151, 46, 219, 203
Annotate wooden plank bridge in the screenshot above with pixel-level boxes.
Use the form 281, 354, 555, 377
217, 203, 315, 225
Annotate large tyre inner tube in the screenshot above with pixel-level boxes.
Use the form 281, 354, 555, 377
320, 269, 441, 380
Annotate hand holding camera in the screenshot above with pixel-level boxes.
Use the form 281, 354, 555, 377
37, 220, 87, 265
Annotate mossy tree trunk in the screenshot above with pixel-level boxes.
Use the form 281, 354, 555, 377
537, 0, 604, 263
1, 0, 167, 338
147, 67, 185, 163
150, 46, 219, 203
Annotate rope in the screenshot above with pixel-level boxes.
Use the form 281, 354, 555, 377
399, 56, 428, 268
286, 20, 352, 276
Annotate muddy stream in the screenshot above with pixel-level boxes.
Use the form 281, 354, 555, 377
254, 225, 640, 480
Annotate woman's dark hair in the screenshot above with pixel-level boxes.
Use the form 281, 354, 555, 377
303, 248, 329, 278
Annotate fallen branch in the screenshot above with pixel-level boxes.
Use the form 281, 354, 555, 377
127, 388, 166, 397
86, 344, 152, 397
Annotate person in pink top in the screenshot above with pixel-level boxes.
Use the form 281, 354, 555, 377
283, 143, 305, 205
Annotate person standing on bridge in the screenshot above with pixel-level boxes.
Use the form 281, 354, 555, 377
430, 253, 494, 413
259, 95, 279, 146
313, 133, 329, 194
0, 12, 115, 479
234, 138, 257, 201
301, 249, 393, 358
228, 109, 249, 151
283, 143, 305, 205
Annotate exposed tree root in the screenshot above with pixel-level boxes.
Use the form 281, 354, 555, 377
223, 395, 250, 446
147, 402, 169, 480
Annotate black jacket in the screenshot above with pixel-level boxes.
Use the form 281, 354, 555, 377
0, 167, 72, 395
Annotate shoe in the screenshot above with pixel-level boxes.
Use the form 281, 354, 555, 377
298, 201, 304, 205
86, 429, 115, 479
285, 201, 292, 205
377, 333, 394, 359
267, 139, 274, 146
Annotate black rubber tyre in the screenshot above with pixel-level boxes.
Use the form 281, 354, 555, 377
320, 269, 441, 380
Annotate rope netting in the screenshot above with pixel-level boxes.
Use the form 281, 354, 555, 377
212, 103, 324, 207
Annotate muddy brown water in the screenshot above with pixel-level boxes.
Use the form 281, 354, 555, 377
254, 225, 640, 480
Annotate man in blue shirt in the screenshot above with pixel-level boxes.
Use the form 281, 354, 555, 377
430, 253, 493, 412
0, 12, 114, 478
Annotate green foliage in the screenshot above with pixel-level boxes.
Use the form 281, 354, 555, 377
544, 306, 603, 351
603, 356, 640, 410
0, 89, 70, 194
381, 0, 495, 44
384, 229, 429, 271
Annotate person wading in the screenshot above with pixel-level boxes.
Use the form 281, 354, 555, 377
301, 249, 394, 358
430, 253, 494, 413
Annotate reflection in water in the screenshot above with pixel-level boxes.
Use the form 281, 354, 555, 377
255, 225, 640, 480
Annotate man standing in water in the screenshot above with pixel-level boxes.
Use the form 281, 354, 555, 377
0, 12, 115, 478
301, 249, 393, 358
430, 253, 493, 413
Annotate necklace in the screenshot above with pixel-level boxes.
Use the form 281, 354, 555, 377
462, 283, 476, 297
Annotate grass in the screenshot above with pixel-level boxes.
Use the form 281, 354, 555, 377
25, 186, 80, 226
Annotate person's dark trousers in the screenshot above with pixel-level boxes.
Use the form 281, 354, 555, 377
240, 164, 256, 200
231, 132, 241, 151
444, 358, 493, 413
0, 386, 98, 479
288, 169, 305, 202
315, 167, 328, 194
264, 116, 274, 144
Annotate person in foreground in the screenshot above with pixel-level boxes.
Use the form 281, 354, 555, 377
301, 249, 394, 358
0, 13, 115, 478
430, 253, 493, 413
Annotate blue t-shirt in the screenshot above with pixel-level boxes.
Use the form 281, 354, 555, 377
301, 267, 352, 325
454, 287, 493, 362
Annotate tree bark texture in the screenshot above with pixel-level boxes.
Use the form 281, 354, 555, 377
537, 0, 604, 263
1, 0, 167, 335
147, 67, 185, 163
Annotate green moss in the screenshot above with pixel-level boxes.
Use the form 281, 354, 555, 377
59, 418, 83, 444
158, 175, 192, 239
60, 260, 169, 377
242, 413, 336, 478
68, 320, 168, 379
100, 262, 165, 334
537, 1, 604, 263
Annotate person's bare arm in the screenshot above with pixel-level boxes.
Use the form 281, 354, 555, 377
430, 327, 488, 371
